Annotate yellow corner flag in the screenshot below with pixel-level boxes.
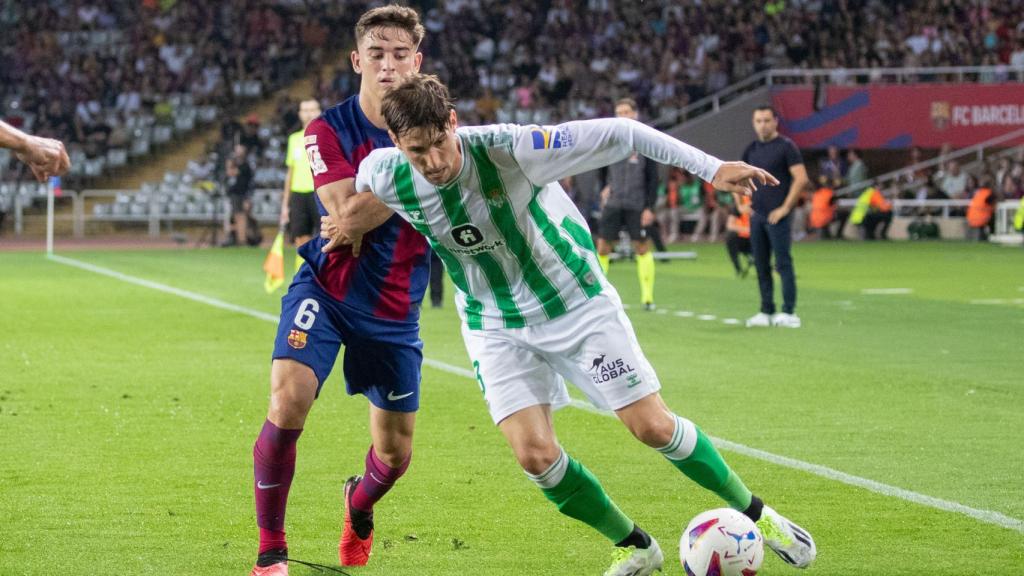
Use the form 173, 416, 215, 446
263, 229, 286, 293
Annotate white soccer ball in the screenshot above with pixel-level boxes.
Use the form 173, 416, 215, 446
680, 508, 764, 576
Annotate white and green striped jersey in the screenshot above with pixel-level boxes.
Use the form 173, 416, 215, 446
355, 117, 723, 330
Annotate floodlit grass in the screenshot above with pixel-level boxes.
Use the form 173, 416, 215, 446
1, 241, 1021, 574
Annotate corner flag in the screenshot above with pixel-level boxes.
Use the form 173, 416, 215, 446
263, 229, 286, 293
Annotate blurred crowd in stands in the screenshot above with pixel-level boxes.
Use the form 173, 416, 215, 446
0, 0, 359, 186
314, 0, 1024, 127
3, 0, 1023, 244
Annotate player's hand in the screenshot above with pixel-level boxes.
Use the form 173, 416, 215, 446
15, 135, 70, 182
711, 162, 778, 196
320, 215, 364, 256
768, 206, 790, 224
641, 208, 655, 227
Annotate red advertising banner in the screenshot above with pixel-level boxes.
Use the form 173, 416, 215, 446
771, 84, 1024, 149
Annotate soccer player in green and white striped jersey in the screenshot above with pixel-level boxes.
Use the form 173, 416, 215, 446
322, 74, 817, 575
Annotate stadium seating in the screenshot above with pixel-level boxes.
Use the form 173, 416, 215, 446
0, 0, 346, 187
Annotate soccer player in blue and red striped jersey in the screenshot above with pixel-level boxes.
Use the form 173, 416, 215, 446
250, 6, 428, 575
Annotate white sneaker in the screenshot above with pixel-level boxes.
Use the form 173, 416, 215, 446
603, 537, 663, 576
771, 313, 802, 328
745, 312, 772, 327
756, 505, 817, 569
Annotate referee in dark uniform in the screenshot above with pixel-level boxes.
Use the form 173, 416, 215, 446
742, 106, 809, 328
595, 97, 660, 310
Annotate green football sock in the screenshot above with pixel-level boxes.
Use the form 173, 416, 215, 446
527, 450, 634, 543
658, 415, 753, 511
598, 253, 610, 275
636, 251, 655, 304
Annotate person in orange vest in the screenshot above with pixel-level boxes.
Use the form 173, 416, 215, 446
966, 176, 996, 241
851, 186, 893, 240
725, 195, 753, 277
808, 176, 839, 239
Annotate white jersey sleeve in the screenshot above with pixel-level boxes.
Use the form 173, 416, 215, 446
510, 117, 723, 186
354, 147, 401, 200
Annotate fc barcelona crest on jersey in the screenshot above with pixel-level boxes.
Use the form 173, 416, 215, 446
288, 329, 308, 350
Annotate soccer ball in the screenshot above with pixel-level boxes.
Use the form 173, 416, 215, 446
680, 508, 764, 576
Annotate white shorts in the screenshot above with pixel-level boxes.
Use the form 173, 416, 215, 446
461, 290, 662, 424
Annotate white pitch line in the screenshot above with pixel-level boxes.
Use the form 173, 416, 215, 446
970, 298, 1024, 306
48, 255, 279, 322
48, 254, 1024, 534
697, 314, 717, 321
722, 318, 741, 325
861, 288, 914, 295
564, 401, 1024, 534
674, 311, 694, 318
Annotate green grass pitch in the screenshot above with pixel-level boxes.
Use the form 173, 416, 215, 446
1, 241, 1022, 575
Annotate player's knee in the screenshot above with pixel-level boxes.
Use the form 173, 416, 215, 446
515, 441, 562, 476
627, 413, 676, 448
374, 439, 412, 469
596, 240, 612, 256
268, 361, 317, 427
635, 242, 650, 255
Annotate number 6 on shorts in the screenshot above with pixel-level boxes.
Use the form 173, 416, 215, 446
294, 298, 320, 330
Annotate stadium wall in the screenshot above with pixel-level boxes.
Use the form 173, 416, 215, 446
772, 84, 1024, 150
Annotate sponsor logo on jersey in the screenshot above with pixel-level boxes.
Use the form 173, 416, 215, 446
409, 209, 424, 223
304, 135, 317, 145
450, 239, 505, 256
452, 224, 485, 247
588, 354, 637, 384
288, 329, 308, 349
306, 145, 328, 176
531, 126, 575, 150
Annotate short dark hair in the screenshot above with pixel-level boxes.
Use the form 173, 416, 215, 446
753, 105, 778, 118
615, 97, 638, 111
381, 74, 455, 139
355, 4, 425, 47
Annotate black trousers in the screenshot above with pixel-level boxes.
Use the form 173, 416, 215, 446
750, 213, 796, 315
725, 231, 752, 274
862, 212, 892, 240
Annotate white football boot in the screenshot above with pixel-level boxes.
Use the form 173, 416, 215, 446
771, 313, 802, 328
756, 505, 817, 568
603, 537, 663, 576
745, 312, 772, 327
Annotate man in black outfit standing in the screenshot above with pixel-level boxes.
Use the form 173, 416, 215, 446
742, 106, 808, 328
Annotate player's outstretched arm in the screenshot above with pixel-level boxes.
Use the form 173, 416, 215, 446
1, 120, 71, 182
514, 117, 723, 187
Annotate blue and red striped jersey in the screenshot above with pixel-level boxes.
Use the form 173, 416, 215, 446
299, 95, 430, 323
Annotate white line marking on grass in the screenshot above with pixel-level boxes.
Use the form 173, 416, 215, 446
48, 255, 279, 323
697, 314, 717, 321
722, 318, 741, 325
656, 308, 668, 315
970, 298, 1024, 305
674, 311, 694, 318
49, 254, 1024, 535
564, 401, 1024, 534
861, 288, 914, 295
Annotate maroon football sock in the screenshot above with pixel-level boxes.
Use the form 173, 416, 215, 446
349, 445, 410, 513
254, 419, 303, 554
